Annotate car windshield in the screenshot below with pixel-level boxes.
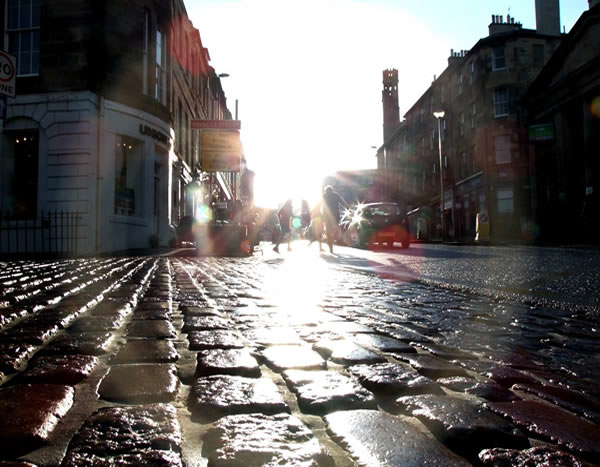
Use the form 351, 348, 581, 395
365, 205, 400, 217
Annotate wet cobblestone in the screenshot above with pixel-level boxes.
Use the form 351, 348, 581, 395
0, 250, 598, 465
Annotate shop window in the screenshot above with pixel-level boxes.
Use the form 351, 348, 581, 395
0, 129, 39, 218
497, 187, 514, 214
114, 136, 143, 216
6, 0, 40, 76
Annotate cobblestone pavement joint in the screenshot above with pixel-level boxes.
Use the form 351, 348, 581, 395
0, 246, 599, 466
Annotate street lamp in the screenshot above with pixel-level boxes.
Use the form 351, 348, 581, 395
433, 111, 445, 240
217, 73, 238, 120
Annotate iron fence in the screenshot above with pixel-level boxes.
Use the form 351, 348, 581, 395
0, 210, 81, 256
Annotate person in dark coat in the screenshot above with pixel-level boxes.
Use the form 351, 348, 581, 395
273, 199, 293, 253
322, 185, 348, 253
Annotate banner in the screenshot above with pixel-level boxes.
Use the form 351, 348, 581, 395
200, 130, 241, 172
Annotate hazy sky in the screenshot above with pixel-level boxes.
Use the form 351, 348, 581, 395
187, 0, 589, 208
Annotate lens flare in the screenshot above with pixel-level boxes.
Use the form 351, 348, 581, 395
241, 240, 252, 255
591, 96, 600, 119
196, 205, 213, 224
291, 217, 302, 229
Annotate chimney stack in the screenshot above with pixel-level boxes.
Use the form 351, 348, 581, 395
535, 0, 561, 36
489, 14, 522, 35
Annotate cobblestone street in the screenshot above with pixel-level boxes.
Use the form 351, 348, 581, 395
1, 245, 599, 466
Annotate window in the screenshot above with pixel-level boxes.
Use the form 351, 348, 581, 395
458, 73, 463, 95
533, 44, 544, 67
471, 103, 476, 128
114, 136, 143, 216
6, 0, 41, 76
177, 100, 182, 153
494, 87, 509, 117
184, 112, 189, 163
497, 187, 514, 214
459, 112, 465, 136
492, 46, 506, 71
154, 27, 167, 104
142, 10, 149, 94
0, 129, 39, 218
494, 135, 511, 164
469, 61, 474, 83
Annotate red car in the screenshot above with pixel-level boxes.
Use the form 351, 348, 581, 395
344, 202, 411, 249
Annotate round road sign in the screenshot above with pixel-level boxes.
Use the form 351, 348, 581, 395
0, 51, 16, 83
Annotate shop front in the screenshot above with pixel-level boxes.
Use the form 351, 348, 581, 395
99, 99, 173, 253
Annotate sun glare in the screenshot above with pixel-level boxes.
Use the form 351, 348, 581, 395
188, 0, 449, 209
262, 246, 332, 317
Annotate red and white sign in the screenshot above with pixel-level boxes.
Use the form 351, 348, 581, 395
191, 119, 241, 130
0, 51, 17, 98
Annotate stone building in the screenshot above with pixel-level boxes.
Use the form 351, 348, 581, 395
0, 0, 234, 255
522, 2, 600, 243
381, 2, 563, 242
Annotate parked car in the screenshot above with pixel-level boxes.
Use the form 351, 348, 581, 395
343, 202, 411, 249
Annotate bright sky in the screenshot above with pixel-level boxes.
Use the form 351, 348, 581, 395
187, 0, 589, 209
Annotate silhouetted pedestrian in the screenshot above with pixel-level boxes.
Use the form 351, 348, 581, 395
322, 185, 348, 253
273, 199, 293, 253
308, 200, 324, 251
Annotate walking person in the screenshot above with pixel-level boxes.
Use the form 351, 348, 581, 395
308, 200, 324, 251
273, 199, 293, 253
322, 185, 348, 254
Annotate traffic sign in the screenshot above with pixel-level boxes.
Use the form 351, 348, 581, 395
191, 119, 241, 130
0, 51, 17, 98
0, 95, 7, 120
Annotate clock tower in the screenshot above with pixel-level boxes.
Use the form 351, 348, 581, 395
382, 68, 400, 142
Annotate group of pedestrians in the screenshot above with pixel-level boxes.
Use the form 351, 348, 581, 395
273, 185, 348, 254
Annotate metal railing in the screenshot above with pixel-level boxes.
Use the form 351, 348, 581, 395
0, 210, 81, 256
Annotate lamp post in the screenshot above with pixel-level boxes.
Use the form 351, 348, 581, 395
217, 73, 238, 120
433, 111, 445, 240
